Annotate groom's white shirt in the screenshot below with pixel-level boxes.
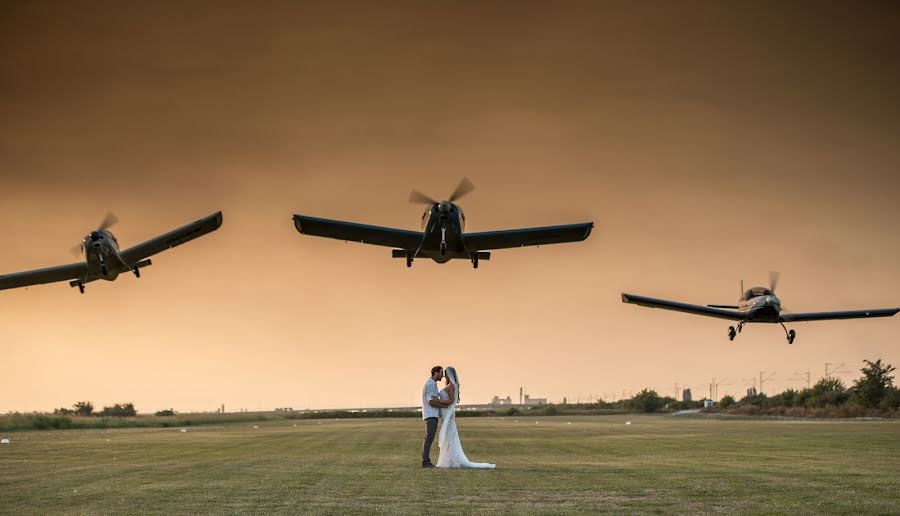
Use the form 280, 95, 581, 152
422, 378, 441, 419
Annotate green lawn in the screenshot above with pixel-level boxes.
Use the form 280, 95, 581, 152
1, 415, 898, 514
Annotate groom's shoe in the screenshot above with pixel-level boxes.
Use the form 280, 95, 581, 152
421, 462, 435, 469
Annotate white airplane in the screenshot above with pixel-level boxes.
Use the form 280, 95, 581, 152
0, 212, 222, 294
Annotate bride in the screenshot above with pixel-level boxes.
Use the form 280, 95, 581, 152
435, 366, 496, 469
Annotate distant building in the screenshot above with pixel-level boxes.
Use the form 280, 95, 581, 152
491, 396, 513, 406
523, 394, 547, 406
682, 388, 692, 402
274, 407, 294, 412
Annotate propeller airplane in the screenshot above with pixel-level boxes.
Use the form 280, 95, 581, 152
293, 178, 593, 268
622, 272, 898, 344
0, 212, 223, 294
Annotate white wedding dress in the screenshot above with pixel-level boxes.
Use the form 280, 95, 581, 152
436, 384, 496, 469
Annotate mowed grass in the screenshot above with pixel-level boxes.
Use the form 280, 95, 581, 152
1, 416, 899, 514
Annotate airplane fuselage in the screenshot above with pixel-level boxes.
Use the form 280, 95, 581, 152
737, 288, 781, 323
418, 201, 468, 263
81, 230, 125, 282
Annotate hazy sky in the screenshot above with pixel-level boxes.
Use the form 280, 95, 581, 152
2, 1, 899, 413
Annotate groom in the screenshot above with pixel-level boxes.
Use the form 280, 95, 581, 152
421, 365, 452, 468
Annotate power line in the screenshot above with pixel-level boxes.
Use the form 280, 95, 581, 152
789, 371, 811, 389
825, 363, 850, 378
759, 371, 776, 395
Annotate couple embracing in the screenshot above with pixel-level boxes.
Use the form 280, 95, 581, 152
421, 365, 496, 469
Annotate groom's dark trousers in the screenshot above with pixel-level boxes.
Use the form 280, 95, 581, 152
422, 417, 438, 465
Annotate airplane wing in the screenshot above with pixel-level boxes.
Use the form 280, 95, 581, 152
293, 215, 423, 250
780, 308, 899, 322
621, 293, 745, 321
119, 212, 223, 264
0, 262, 87, 291
463, 223, 593, 251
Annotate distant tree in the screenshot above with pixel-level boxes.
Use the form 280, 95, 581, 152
719, 395, 736, 409
505, 407, 520, 416
853, 359, 895, 408
155, 409, 176, 417
54, 407, 74, 416
72, 401, 94, 417
629, 389, 664, 413
99, 403, 137, 417
542, 404, 559, 415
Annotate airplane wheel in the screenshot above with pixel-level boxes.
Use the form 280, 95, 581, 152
101, 265, 108, 276
406, 256, 413, 268
472, 258, 478, 269
728, 326, 736, 341
78, 284, 85, 294
788, 329, 795, 344
134, 268, 141, 278
440, 243, 447, 256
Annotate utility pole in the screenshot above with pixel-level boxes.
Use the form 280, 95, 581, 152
759, 371, 776, 395
790, 372, 811, 389
714, 378, 728, 399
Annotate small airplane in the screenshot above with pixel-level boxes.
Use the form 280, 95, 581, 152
622, 272, 898, 344
0, 211, 223, 294
293, 178, 593, 268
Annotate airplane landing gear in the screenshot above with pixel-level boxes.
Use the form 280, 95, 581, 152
779, 322, 795, 344
406, 254, 413, 268
440, 226, 447, 256
472, 255, 479, 269
728, 326, 736, 341
78, 283, 85, 294
133, 268, 141, 278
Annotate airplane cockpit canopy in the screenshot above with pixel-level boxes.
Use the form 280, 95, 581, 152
743, 287, 774, 300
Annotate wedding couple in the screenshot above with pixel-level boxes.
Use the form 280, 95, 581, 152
421, 365, 496, 469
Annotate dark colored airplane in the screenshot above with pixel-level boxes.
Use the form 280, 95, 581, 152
0, 212, 223, 294
293, 178, 593, 268
622, 272, 898, 344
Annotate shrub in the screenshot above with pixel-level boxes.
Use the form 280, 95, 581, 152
629, 389, 664, 413
880, 386, 900, 410
719, 395, 736, 409
155, 409, 176, 417
72, 401, 94, 417
807, 378, 849, 408
99, 403, 137, 417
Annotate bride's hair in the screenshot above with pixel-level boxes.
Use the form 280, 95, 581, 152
445, 366, 460, 403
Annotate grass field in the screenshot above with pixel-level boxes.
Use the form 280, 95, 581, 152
1, 415, 899, 514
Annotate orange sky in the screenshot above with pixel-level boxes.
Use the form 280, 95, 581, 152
1, 1, 899, 413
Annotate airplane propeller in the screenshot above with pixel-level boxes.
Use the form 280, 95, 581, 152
448, 177, 475, 203
409, 178, 475, 205
98, 212, 119, 232
769, 270, 780, 292
69, 212, 119, 257
408, 189, 438, 205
